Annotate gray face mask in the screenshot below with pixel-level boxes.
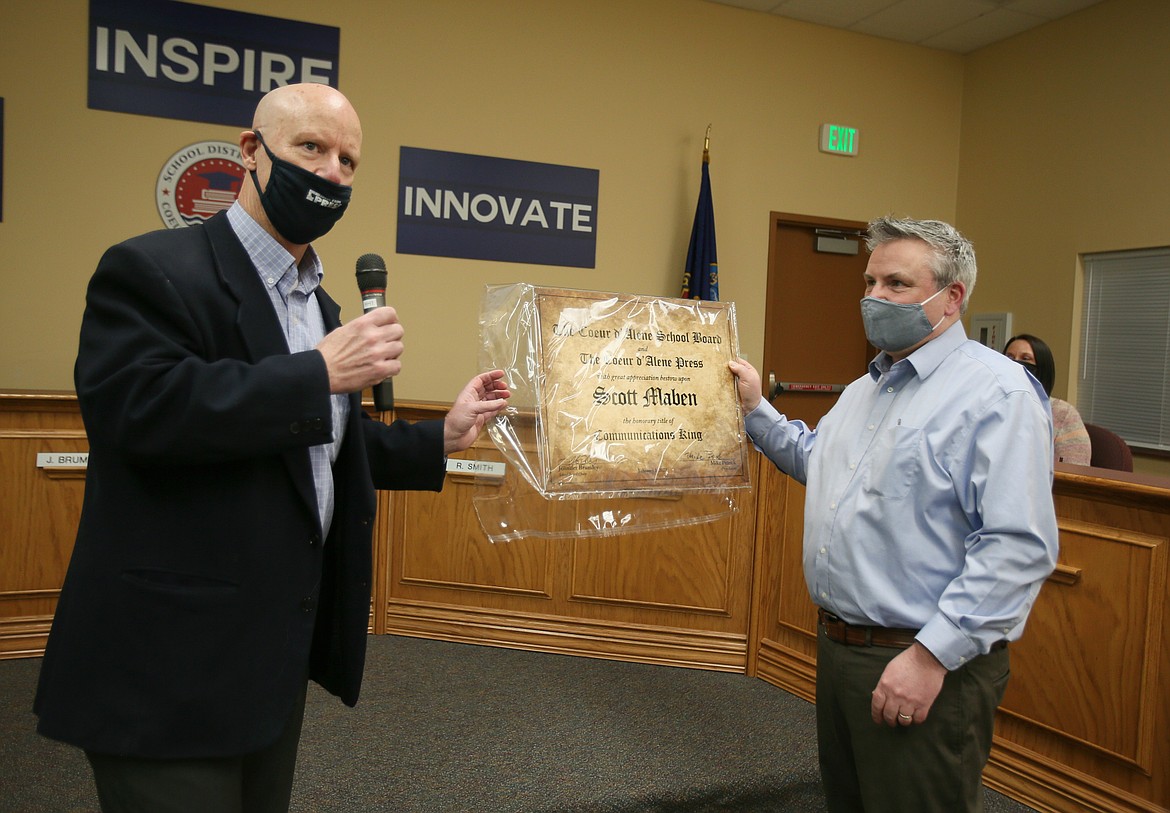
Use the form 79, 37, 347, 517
859, 286, 948, 353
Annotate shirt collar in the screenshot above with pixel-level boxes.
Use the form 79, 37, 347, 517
869, 320, 968, 381
227, 202, 323, 295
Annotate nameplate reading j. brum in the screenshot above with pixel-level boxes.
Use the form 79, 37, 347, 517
37, 453, 90, 469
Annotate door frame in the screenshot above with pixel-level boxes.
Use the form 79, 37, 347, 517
762, 212, 870, 392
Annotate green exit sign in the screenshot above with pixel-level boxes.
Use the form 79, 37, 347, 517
819, 124, 859, 156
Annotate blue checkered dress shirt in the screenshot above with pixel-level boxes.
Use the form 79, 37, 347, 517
227, 202, 349, 536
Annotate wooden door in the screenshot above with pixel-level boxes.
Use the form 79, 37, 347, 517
761, 213, 874, 426
748, 212, 873, 684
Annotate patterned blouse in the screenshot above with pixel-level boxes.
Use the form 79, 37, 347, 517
1052, 397, 1091, 465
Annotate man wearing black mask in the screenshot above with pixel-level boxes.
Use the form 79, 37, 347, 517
34, 83, 510, 812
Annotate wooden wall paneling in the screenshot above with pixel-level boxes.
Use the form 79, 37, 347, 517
749, 460, 817, 701
0, 393, 87, 658
568, 502, 737, 615
393, 430, 557, 599
381, 403, 759, 671
384, 418, 566, 648
984, 474, 1170, 813
998, 518, 1165, 770
396, 483, 557, 597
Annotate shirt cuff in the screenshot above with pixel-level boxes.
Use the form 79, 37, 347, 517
743, 399, 781, 446
915, 614, 980, 671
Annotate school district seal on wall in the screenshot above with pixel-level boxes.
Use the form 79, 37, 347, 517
156, 141, 246, 228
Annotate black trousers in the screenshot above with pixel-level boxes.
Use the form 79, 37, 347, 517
85, 683, 308, 813
815, 627, 1010, 813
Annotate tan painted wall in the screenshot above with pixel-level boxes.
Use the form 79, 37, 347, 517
2, 0, 1164, 470
956, 0, 1170, 475
0, 0, 961, 396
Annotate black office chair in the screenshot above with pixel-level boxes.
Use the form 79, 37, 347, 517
1084, 422, 1134, 472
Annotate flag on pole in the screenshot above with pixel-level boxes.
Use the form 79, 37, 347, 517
681, 127, 718, 301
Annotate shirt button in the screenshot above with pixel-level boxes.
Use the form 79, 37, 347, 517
820, 591, 827, 600
887, 386, 894, 393
868, 424, 875, 430
829, 502, 837, 510
820, 547, 827, 554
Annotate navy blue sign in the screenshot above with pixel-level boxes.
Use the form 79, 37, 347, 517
88, 0, 340, 127
397, 147, 599, 269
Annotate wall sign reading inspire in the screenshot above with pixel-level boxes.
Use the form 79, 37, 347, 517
88, 0, 340, 127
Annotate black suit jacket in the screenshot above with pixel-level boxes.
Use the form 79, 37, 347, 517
34, 212, 444, 758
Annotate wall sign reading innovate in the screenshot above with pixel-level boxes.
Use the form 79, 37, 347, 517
397, 147, 599, 269
88, 0, 340, 127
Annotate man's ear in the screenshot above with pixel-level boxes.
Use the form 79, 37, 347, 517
946, 282, 966, 315
238, 130, 260, 170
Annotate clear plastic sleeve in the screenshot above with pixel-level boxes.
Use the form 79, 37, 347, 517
473, 283, 750, 542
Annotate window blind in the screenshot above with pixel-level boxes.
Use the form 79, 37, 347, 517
1078, 247, 1170, 451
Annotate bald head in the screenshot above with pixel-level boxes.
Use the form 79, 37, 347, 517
237, 83, 363, 254
251, 83, 362, 144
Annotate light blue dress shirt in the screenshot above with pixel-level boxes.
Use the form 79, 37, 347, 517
227, 202, 349, 536
745, 322, 1059, 670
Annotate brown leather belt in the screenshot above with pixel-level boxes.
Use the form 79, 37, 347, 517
818, 608, 919, 649
817, 608, 1007, 652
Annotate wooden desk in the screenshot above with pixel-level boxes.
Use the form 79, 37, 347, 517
4, 392, 1166, 811
0, 391, 87, 658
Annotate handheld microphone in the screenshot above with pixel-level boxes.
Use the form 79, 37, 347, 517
354, 253, 394, 413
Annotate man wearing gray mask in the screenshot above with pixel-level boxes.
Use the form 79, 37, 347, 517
729, 216, 1058, 813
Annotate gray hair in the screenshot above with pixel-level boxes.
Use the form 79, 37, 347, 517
866, 216, 977, 314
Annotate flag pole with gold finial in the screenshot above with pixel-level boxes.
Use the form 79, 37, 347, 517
682, 124, 718, 301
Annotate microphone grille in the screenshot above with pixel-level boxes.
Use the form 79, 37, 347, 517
355, 253, 386, 274
355, 253, 387, 292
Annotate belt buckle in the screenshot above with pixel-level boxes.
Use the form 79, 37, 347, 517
818, 609, 846, 645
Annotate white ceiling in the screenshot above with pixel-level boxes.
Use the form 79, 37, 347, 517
703, 0, 1105, 53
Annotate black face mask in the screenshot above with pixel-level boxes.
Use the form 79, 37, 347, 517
249, 131, 352, 244
1014, 359, 1040, 379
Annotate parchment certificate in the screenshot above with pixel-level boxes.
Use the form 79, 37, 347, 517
534, 287, 748, 493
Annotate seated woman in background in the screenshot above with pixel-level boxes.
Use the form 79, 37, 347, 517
1005, 333, 1092, 465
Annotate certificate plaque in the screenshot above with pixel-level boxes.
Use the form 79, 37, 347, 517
531, 287, 748, 494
